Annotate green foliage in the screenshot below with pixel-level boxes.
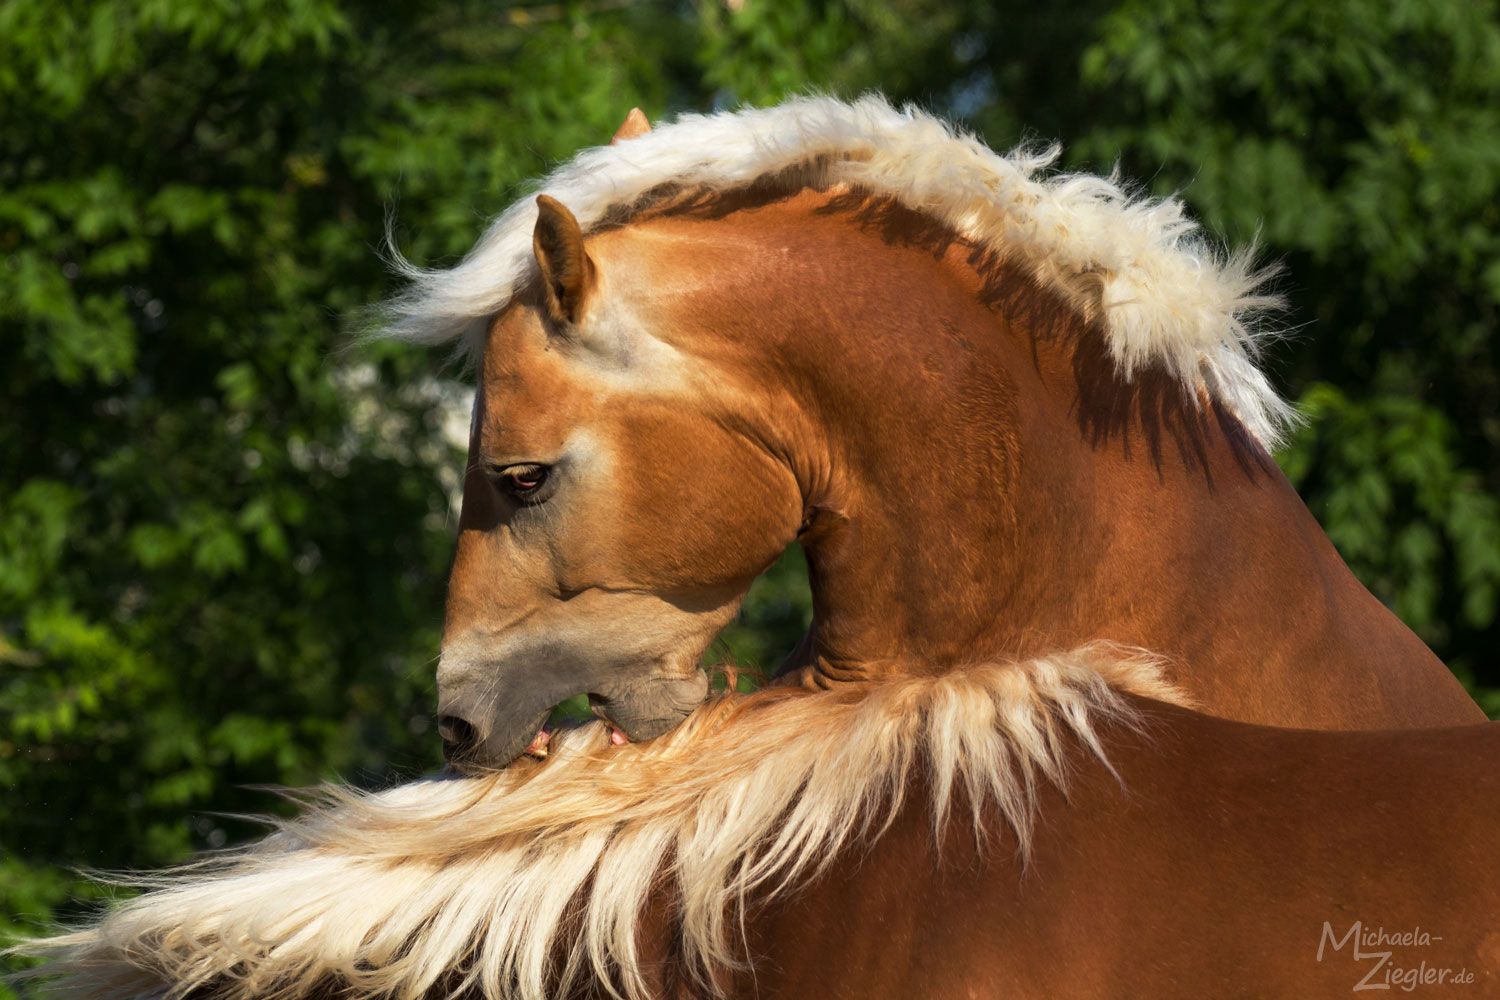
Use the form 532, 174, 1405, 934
717, 546, 814, 676
4, 2, 1500, 989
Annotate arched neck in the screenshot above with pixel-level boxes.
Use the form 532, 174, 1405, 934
779, 254, 1285, 683
637, 190, 1470, 726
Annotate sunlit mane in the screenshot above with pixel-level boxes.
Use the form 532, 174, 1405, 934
21, 646, 1180, 1000
382, 94, 1293, 446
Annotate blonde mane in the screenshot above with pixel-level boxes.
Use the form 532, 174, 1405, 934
22, 647, 1179, 1000
383, 94, 1293, 446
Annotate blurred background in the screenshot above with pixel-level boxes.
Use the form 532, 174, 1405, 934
4, 0, 1499, 972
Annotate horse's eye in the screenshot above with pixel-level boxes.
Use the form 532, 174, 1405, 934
489, 463, 553, 503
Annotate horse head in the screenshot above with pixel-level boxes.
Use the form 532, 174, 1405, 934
437, 125, 811, 767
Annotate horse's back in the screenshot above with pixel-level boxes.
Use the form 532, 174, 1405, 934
745, 699, 1500, 999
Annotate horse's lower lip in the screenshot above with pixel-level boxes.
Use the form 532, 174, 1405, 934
588, 697, 632, 745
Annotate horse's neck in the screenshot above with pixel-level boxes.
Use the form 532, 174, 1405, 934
722, 198, 1477, 727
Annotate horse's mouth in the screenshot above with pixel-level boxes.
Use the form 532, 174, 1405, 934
439, 668, 709, 770
444, 695, 633, 765
519, 703, 632, 761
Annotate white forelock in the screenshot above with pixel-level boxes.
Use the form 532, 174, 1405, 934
21, 646, 1182, 1000
383, 94, 1295, 446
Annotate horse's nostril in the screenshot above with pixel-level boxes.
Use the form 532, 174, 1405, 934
438, 715, 478, 760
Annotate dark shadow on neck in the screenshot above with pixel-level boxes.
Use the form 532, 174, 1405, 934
1064, 317, 1276, 484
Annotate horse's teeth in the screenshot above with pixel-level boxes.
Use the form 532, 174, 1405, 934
524, 728, 551, 759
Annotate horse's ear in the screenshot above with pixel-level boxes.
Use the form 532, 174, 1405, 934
611, 108, 650, 144
532, 194, 594, 326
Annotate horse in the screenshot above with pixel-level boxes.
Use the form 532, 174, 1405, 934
18, 646, 1500, 999
388, 96, 1479, 770
15, 97, 1500, 998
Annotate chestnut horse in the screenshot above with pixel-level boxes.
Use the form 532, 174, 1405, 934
20, 647, 1500, 998
407, 97, 1477, 769
15, 99, 1500, 999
